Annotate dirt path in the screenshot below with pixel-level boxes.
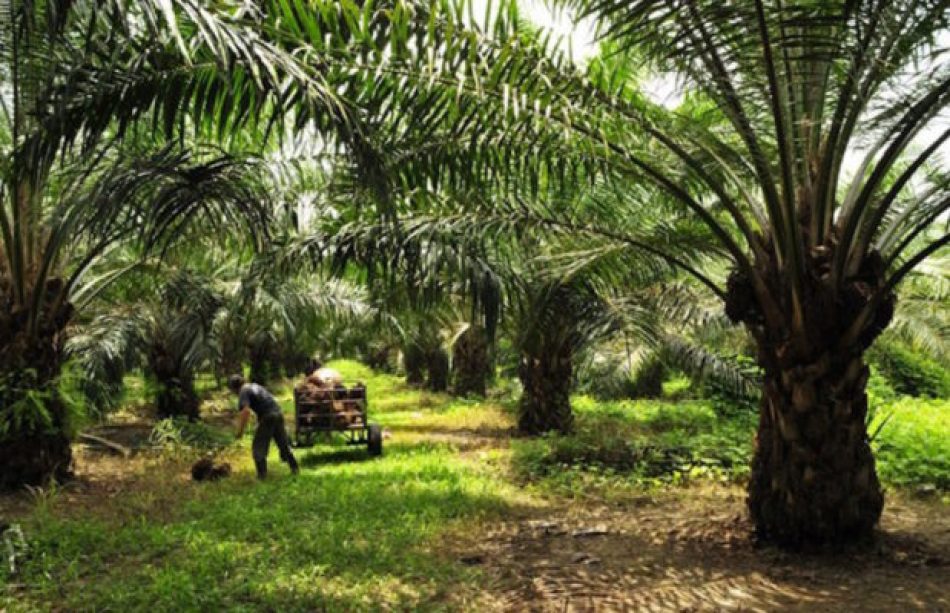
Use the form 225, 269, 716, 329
415, 415, 950, 612
439, 490, 948, 611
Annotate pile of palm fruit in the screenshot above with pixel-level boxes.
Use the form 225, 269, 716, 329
294, 373, 365, 427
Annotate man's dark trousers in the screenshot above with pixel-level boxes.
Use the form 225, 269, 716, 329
252, 413, 299, 478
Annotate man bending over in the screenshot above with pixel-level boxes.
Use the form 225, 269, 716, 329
229, 375, 299, 479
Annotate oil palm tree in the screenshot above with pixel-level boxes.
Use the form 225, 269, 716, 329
359, 0, 949, 546
214, 265, 370, 385
451, 322, 492, 397
508, 274, 620, 434
540, 0, 950, 546
0, 0, 441, 488
70, 269, 223, 420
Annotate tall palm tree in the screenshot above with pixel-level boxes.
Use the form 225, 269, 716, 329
323, 0, 949, 545
0, 0, 439, 488
538, 0, 950, 546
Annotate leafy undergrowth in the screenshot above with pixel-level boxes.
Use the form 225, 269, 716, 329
512, 396, 756, 499
872, 397, 950, 490
514, 393, 950, 499
3, 361, 948, 610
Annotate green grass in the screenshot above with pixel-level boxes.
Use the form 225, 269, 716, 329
512, 396, 756, 498
2, 361, 531, 612
3, 361, 948, 610
10, 445, 519, 612
514, 391, 950, 499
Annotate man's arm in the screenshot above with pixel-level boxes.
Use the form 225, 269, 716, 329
235, 406, 252, 438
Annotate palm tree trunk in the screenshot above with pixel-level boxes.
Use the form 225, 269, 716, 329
452, 326, 489, 396
248, 342, 278, 384
0, 292, 74, 489
517, 349, 573, 435
730, 247, 894, 547
403, 343, 426, 386
630, 353, 665, 399
147, 348, 200, 420
153, 375, 201, 420
217, 349, 242, 382
748, 348, 883, 546
366, 343, 395, 372
426, 347, 449, 392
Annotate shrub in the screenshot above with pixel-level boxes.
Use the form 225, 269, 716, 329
872, 397, 950, 490
574, 353, 636, 400
869, 340, 950, 398
513, 396, 755, 492
149, 417, 231, 452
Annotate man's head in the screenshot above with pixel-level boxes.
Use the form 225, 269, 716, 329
227, 374, 245, 394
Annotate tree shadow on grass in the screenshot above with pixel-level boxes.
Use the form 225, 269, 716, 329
297, 446, 374, 467
395, 423, 515, 440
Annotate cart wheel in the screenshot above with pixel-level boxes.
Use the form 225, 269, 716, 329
367, 424, 383, 457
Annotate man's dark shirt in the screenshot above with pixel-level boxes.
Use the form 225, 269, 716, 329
238, 383, 282, 418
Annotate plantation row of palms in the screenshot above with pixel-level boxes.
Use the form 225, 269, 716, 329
2, 0, 947, 549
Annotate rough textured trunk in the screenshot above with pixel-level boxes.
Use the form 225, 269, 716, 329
154, 377, 200, 420
748, 350, 882, 546
0, 279, 74, 490
518, 349, 573, 435
726, 237, 895, 547
403, 343, 426, 387
282, 350, 311, 378
216, 331, 244, 382
248, 341, 279, 384
426, 348, 449, 392
629, 354, 665, 399
365, 343, 396, 372
452, 326, 489, 397
217, 355, 243, 384
147, 347, 200, 420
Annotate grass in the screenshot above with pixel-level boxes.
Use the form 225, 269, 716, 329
12, 445, 521, 611
3, 361, 948, 610
2, 361, 533, 612
513, 391, 950, 500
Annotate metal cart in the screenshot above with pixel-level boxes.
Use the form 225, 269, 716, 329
293, 384, 383, 456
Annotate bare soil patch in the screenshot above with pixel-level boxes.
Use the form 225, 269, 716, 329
442, 486, 950, 612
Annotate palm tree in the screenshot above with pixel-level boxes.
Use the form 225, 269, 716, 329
71, 269, 223, 420
545, 0, 950, 546
0, 0, 424, 488
451, 323, 492, 397
214, 266, 370, 385
508, 274, 620, 434
362, 0, 948, 546
879, 249, 950, 365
